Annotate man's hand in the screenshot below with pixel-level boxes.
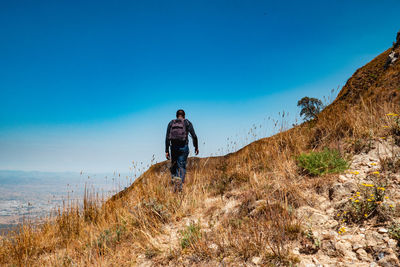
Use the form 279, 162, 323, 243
166, 152, 170, 160
195, 148, 199, 155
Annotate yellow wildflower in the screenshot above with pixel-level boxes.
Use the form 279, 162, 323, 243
362, 183, 374, 187
373, 171, 380, 175
377, 187, 385, 191
389, 205, 394, 208
383, 126, 389, 128
386, 113, 399, 116
380, 137, 386, 140
367, 199, 372, 202
370, 163, 377, 166
340, 227, 346, 232
385, 196, 389, 199
364, 214, 368, 217
355, 199, 360, 203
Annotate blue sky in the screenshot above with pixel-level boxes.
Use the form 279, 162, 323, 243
0, 0, 399, 173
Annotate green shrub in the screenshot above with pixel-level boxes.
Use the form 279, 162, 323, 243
297, 148, 349, 176
179, 222, 201, 249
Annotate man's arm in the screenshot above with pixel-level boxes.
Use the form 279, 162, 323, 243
165, 121, 171, 158
186, 120, 199, 154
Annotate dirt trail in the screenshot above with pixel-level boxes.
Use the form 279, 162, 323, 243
136, 194, 241, 266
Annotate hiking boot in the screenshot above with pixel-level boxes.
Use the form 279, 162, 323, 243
171, 176, 182, 193
171, 176, 182, 184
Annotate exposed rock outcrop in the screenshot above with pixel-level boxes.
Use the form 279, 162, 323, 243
296, 138, 400, 266
384, 31, 400, 69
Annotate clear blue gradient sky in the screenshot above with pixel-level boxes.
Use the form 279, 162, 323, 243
0, 0, 399, 172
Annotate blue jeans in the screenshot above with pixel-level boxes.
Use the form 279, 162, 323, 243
170, 144, 189, 188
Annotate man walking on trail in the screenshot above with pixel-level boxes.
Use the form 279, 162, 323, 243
165, 109, 199, 191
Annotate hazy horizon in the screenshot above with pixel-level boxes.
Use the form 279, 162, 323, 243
0, 169, 124, 228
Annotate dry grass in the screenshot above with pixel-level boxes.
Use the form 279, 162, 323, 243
0, 42, 399, 266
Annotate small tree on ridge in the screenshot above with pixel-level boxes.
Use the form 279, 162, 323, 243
297, 96, 324, 121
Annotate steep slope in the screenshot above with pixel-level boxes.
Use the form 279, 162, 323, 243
1, 31, 399, 267
114, 31, 400, 203
100, 31, 400, 266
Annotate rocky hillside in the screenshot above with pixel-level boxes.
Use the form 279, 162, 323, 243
294, 139, 400, 266
0, 32, 399, 267
110, 31, 400, 266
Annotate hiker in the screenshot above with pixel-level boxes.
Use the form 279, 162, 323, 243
165, 109, 199, 191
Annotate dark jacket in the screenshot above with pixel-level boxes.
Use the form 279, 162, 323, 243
165, 119, 198, 153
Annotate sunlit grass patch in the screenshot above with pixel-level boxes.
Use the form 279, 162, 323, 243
297, 148, 349, 176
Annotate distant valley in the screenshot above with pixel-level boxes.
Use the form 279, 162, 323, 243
0, 170, 130, 232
